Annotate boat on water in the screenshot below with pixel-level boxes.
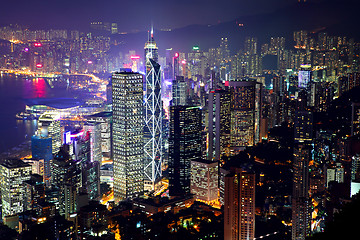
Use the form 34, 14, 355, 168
15, 111, 36, 120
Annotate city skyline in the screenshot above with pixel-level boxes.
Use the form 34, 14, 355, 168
1, 0, 360, 239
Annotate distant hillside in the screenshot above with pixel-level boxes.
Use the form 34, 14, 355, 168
111, 0, 360, 55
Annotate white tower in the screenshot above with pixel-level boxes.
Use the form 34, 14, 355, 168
144, 28, 163, 190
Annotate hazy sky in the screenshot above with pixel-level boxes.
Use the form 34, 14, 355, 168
0, 0, 293, 31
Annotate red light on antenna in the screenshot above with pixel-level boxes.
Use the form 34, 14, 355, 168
130, 55, 140, 60
174, 52, 179, 58
36, 63, 43, 68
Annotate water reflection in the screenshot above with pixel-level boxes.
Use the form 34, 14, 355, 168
23, 78, 47, 99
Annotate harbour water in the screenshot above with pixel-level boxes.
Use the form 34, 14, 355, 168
0, 73, 70, 154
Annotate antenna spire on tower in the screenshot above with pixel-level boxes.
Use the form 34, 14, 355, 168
151, 22, 154, 39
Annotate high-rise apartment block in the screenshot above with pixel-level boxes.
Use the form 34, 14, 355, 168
292, 144, 312, 240
223, 167, 255, 240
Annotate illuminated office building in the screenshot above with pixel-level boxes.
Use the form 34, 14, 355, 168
22, 158, 44, 176
52, 146, 81, 219
208, 89, 231, 161
169, 106, 202, 197
112, 70, 144, 202
37, 112, 62, 154
83, 122, 102, 163
298, 69, 311, 89
72, 132, 100, 200
326, 163, 344, 188
228, 81, 262, 151
31, 111, 62, 186
0, 159, 31, 219
31, 135, 52, 185
190, 159, 218, 203
224, 167, 255, 240
172, 76, 187, 106
86, 111, 112, 158
144, 29, 163, 190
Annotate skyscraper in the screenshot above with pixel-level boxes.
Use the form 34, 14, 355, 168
294, 111, 313, 143
208, 89, 231, 161
83, 122, 102, 163
37, 112, 62, 154
112, 70, 144, 202
31, 135, 52, 179
224, 167, 255, 240
32, 111, 62, 186
172, 75, 187, 106
168, 106, 202, 197
190, 159, 218, 203
228, 80, 262, 151
0, 159, 31, 219
52, 146, 81, 219
144, 29, 163, 190
72, 131, 100, 200
292, 144, 312, 240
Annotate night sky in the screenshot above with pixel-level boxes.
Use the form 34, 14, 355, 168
0, 0, 295, 31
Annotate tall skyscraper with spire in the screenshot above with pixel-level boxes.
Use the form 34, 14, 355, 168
144, 27, 163, 190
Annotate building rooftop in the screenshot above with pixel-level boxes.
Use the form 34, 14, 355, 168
1, 158, 31, 169
86, 111, 112, 118
25, 98, 84, 109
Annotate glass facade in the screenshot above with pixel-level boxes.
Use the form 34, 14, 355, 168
168, 106, 202, 196
144, 33, 163, 189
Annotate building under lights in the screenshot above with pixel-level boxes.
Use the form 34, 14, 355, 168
83, 122, 102, 163
31, 136, 52, 185
52, 146, 81, 219
292, 144, 312, 240
228, 80, 262, 151
190, 159, 218, 203
223, 167, 255, 240
0, 159, 32, 219
37, 111, 62, 154
172, 75, 187, 106
168, 106, 202, 197
144, 29, 163, 190
112, 70, 144, 202
208, 89, 231, 161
